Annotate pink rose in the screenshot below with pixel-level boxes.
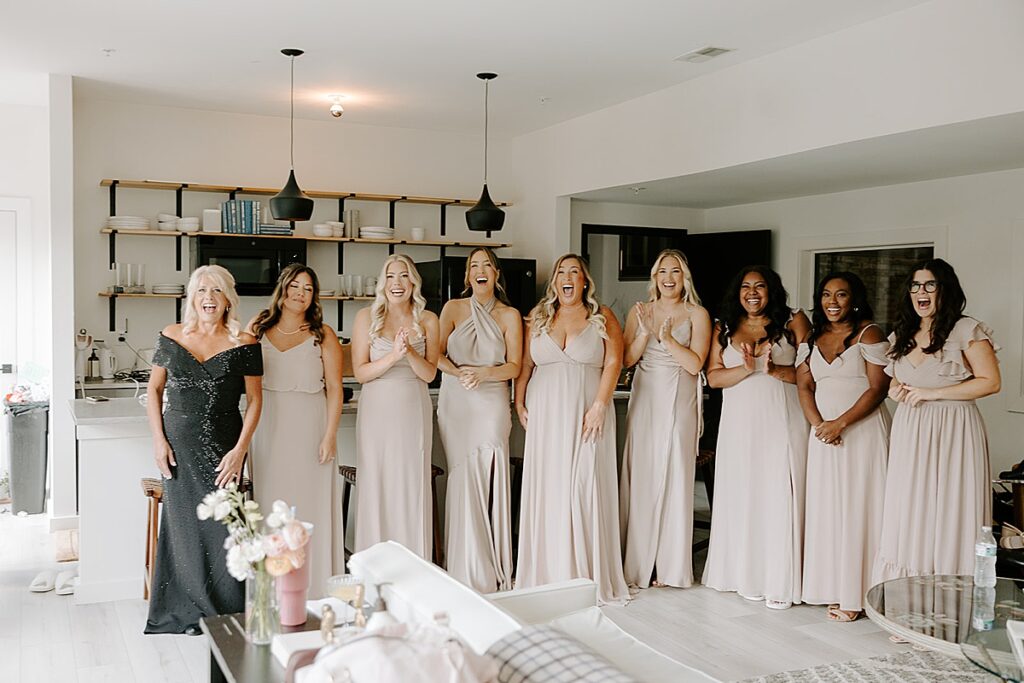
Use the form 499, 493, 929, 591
282, 521, 310, 550
262, 532, 288, 557
286, 547, 306, 570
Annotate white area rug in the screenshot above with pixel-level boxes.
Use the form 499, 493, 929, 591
741, 650, 998, 682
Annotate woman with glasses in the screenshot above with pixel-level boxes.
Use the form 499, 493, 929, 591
874, 258, 1000, 582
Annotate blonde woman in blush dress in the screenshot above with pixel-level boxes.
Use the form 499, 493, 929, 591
515, 254, 629, 605
702, 266, 810, 610
874, 259, 1000, 581
620, 249, 711, 589
796, 272, 890, 622
351, 254, 440, 560
437, 248, 522, 593
247, 264, 344, 598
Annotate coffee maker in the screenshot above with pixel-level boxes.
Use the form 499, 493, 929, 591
75, 328, 93, 381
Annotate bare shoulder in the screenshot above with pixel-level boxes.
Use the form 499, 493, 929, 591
688, 304, 711, 325
161, 323, 183, 340
859, 323, 885, 345
421, 309, 440, 328
237, 331, 258, 345
599, 305, 618, 321
320, 324, 340, 346
440, 298, 467, 316
354, 307, 370, 325
496, 303, 523, 324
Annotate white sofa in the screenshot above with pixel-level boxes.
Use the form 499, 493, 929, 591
347, 542, 719, 683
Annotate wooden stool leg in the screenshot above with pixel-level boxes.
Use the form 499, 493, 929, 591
431, 474, 444, 567
145, 497, 158, 599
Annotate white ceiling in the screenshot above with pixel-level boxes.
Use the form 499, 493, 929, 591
0, 0, 929, 135
572, 112, 1024, 208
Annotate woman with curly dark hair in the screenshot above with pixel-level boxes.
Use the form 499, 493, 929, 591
874, 258, 1000, 582
796, 272, 890, 622
702, 266, 810, 610
247, 263, 344, 596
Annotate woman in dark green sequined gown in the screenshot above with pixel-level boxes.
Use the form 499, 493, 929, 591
145, 265, 263, 635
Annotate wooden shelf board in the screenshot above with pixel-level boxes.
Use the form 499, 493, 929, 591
100, 228, 183, 236
98, 292, 184, 299
100, 178, 511, 207
99, 228, 511, 248
319, 295, 374, 301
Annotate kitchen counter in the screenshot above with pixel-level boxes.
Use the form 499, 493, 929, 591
69, 397, 148, 425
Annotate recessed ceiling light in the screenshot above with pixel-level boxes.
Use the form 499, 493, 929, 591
675, 46, 733, 64
539, 97, 551, 105
101, 48, 116, 57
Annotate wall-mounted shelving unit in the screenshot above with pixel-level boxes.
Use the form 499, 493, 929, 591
98, 178, 513, 331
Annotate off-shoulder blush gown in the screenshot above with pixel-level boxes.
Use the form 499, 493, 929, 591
799, 328, 890, 612
354, 335, 432, 560
702, 336, 808, 605
251, 335, 335, 598
516, 323, 629, 605
873, 317, 998, 581
437, 297, 513, 593
620, 319, 702, 588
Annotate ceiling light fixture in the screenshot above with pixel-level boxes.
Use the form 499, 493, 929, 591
327, 95, 345, 119
466, 72, 504, 234
270, 48, 314, 223
675, 46, 733, 64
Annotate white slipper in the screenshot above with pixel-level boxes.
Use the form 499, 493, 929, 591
55, 570, 78, 596
29, 569, 56, 593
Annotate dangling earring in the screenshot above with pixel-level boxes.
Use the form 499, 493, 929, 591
853, 307, 859, 312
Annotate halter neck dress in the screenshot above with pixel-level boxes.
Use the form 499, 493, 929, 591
701, 331, 809, 606
354, 334, 432, 560
620, 318, 703, 589
516, 322, 630, 605
437, 297, 514, 593
799, 327, 890, 612
251, 334, 334, 598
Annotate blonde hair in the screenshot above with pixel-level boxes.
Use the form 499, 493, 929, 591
368, 254, 427, 340
528, 253, 606, 339
647, 249, 701, 305
182, 265, 242, 341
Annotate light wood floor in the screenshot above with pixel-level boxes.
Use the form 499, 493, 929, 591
1, 501, 905, 682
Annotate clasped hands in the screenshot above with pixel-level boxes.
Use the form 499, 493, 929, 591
889, 381, 937, 407
389, 327, 419, 361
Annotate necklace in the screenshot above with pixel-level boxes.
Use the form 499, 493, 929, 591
277, 323, 308, 335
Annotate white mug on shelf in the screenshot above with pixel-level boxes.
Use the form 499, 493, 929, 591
410, 227, 425, 241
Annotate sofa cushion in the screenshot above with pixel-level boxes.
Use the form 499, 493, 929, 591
486, 624, 637, 683
548, 607, 719, 683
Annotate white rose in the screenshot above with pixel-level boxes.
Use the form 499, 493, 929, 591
213, 501, 232, 521
226, 545, 250, 582
242, 540, 266, 564
196, 503, 212, 521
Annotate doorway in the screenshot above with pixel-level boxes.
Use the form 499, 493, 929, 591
0, 204, 20, 503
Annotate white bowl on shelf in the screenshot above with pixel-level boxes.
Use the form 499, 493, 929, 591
313, 224, 333, 237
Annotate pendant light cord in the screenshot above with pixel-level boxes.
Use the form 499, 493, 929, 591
483, 79, 489, 185
289, 55, 295, 170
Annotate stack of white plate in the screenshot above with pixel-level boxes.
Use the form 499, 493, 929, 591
176, 217, 200, 231
360, 226, 395, 239
107, 216, 151, 230
157, 213, 179, 231
152, 284, 185, 296
319, 289, 336, 297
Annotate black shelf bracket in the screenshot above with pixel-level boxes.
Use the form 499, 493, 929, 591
228, 188, 240, 201
439, 202, 455, 237
108, 230, 117, 268
388, 197, 407, 229
175, 234, 183, 271
439, 245, 448, 300
337, 299, 343, 330
108, 295, 116, 331
175, 298, 182, 323
388, 243, 396, 256
175, 185, 185, 217
338, 193, 354, 221
108, 179, 118, 216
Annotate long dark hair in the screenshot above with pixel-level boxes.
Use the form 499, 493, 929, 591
807, 272, 874, 353
460, 247, 512, 306
251, 263, 326, 344
890, 258, 966, 359
717, 265, 793, 349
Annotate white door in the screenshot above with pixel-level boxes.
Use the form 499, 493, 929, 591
0, 208, 17, 498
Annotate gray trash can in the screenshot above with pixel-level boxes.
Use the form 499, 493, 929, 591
4, 400, 49, 515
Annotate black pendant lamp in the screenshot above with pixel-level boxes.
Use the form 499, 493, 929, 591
466, 72, 505, 233
270, 48, 314, 223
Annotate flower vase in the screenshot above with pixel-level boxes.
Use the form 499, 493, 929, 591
245, 563, 279, 645
277, 558, 310, 626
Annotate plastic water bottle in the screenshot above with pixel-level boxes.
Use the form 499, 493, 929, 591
974, 525, 997, 588
972, 586, 996, 631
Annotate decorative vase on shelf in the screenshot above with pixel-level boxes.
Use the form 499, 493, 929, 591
245, 562, 279, 645
277, 557, 311, 626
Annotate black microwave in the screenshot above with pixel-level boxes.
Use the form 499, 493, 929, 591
191, 235, 306, 296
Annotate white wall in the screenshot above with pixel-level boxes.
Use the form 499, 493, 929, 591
73, 97, 515, 356
700, 166, 1024, 471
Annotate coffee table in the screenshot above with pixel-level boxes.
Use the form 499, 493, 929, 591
865, 575, 1024, 682
201, 613, 321, 683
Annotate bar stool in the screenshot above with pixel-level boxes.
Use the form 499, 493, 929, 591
338, 463, 445, 566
